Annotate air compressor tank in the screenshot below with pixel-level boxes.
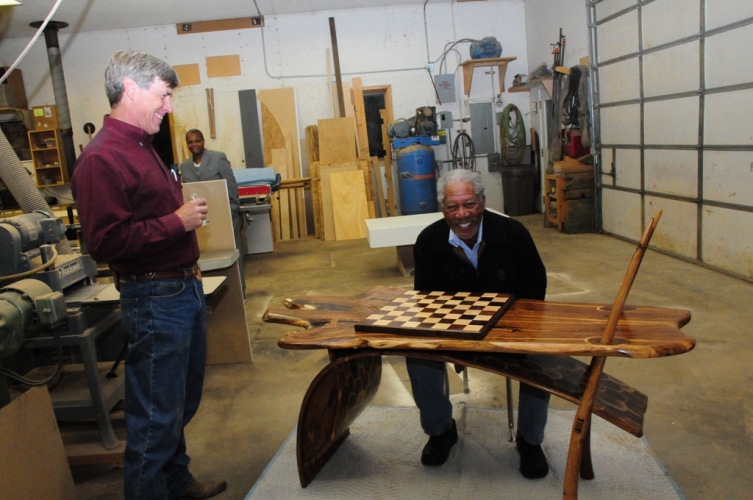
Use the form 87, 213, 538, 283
397, 144, 438, 215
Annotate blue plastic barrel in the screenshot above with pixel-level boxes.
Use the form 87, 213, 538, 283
397, 144, 438, 215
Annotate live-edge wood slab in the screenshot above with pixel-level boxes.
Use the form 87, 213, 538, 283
264, 286, 695, 489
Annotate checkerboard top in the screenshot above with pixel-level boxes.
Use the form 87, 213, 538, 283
354, 290, 516, 340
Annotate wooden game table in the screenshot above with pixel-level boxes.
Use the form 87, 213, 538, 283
264, 285, 695, 496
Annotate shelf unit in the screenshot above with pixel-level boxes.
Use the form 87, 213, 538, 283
28, 128, 68, 187
459, 56, 517, 96
544, 172, 595, 234
508, 76, 554, 97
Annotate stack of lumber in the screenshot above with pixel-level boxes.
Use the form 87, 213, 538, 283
305, 76, 398, 241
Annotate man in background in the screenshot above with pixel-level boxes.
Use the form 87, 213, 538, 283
180, 129, 245, 296
71, 50, 226, 500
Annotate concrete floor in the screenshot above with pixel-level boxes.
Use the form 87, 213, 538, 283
72, 214, 753, 499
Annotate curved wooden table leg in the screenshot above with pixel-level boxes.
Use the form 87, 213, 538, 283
296, 350, 382, 487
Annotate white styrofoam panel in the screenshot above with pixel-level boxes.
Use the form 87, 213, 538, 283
702, 205, 753, 279
705, 24, 753, 89
705, 0, 753, 31
595, 0, 638, 21
644, 149, 698, 198
614, 148, 642, 190
644, 97, 699, 145
596, 10, 639, 62
600, 103, 641, 144
601, 188, 642, 238
598, 58, 640, 104
703, 151, 753, 206
642, 0, 700, 49
704, 88, 753, 145
643, 42, 700, 98
645, 195, 697, 259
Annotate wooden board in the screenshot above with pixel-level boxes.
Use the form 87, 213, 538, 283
379, 109, 396, 216
330, 169, 369, 240
0, 387, 77, 500
206, 55, 242, 78
317, 117, 357, 164
182, 179, 235, 252
176, 17, 263, 35
351, 78, 370, 159
271, 148, 291, 240
371, 157, 387, 217
354, 290, 516, 340
257, 87, 300, 173
173, 63, 201, 86
319, 163, 357, 241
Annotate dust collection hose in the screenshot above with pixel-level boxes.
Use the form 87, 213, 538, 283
0, 131, 73, 255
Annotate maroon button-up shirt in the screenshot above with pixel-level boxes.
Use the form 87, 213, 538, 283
71, 116, 199, 276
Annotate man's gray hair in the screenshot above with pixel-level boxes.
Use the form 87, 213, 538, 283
436, 169, 485, 206
105, 50, 179, 106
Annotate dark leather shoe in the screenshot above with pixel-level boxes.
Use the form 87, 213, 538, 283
516, 434, 549, 479
421, 419, 458, 466
174, 478, 227, 499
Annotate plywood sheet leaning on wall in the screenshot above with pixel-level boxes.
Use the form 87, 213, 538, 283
0, 387, 77, 500
317, 117, 358, 165
319, 163, 358, 241
330, 169, 369, 240
271, 148, 292, 241
351, 77, 370, 159
257, 87, 301, 174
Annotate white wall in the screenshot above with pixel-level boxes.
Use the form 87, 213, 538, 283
0, 1, 532, 213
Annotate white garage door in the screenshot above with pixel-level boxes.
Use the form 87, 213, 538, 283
589, 0, 753, 280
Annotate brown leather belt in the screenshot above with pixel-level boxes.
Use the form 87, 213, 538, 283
118, 264, 200, 283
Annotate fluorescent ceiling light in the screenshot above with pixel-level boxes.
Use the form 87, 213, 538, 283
0, 0, 23, 6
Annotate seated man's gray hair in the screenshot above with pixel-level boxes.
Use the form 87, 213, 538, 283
436, 169, 485, 207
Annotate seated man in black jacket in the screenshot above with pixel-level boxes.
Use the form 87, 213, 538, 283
407, 169, 550, 479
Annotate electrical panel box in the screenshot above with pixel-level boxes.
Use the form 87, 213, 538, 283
438, 111, 453, 130
434, 74, 456, 103
469, 102, 495, 155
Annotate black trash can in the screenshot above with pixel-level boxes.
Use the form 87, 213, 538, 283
500, 164, 536, 216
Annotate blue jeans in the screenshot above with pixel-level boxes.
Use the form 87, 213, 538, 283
119, 275, 206, 500
406, 357, 550, 444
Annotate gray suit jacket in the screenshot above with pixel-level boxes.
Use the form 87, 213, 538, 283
180, 149, 242, 228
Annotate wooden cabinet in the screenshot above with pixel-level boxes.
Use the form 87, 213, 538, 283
28, 128, 68, 187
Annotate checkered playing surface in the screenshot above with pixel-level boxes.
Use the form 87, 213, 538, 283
354, 290, 515, 338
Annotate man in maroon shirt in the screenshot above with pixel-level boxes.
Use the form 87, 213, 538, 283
71, 51, 226, 500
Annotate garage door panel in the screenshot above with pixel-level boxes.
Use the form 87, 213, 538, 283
705, 0, 753, 31
703, 151, 753, 206
645, 149, 697, 198
642, 0, 699, 48
602, 189, 642, 239
599, 58, 640, 104
702, 207, 753, 279
643, 42, 699, 98
706, 25, 753, 89
598, 10, 639, 62
601, 104, 641, 144
645, 196, 697, 259
644, 97, 699, 145
704, 88, 753, 145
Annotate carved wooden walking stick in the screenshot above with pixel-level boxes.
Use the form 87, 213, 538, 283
563, 210, 663, 499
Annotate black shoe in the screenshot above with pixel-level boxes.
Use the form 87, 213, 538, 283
421, 419, 458, 466
516, 434, 549, 479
